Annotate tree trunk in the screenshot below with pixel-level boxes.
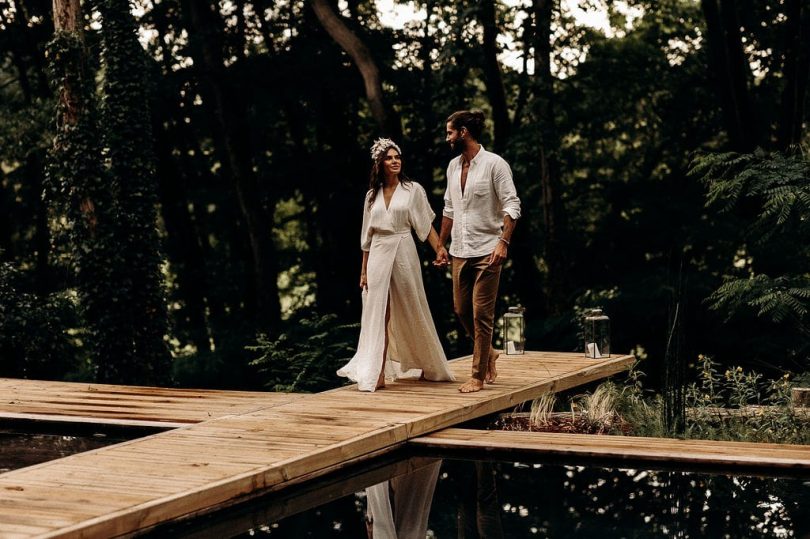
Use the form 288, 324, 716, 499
95, 0, 172, 384
416, 0, 438, 187
310, 0, 401, 139
152, 116, 212, 354
479, 0, 510, 152
29, 154, 50, 295
0, 169, 14, 259
52, 0, 79, 32
150, 10, 227, 349
511, 16, 532, 132
700, 0, 759, 151
181, 0, 282, 330
530, 0, 568, 316
776, 0, 810, 148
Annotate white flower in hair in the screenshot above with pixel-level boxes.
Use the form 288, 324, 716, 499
370, 138, 401, 162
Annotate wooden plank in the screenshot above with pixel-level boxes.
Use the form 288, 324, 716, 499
0, 378, 301, 425
410, 428, 810, 470
0, 351, 634, 538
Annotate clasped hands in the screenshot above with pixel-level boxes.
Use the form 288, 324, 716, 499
432, 242, 507, 268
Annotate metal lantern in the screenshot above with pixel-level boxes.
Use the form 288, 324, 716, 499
503, 306, 525, 355
584, 308, 610, 358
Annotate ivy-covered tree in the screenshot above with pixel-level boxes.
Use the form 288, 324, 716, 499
93, 0, 171, 384
46, 0, 170, 385
46, 0, 121, 380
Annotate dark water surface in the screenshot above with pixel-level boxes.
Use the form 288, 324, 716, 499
151, 451, 810, 539
0, 422, 161, 473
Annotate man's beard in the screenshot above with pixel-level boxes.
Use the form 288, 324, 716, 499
448, 138, 464, 157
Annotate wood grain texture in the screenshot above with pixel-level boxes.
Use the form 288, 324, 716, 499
0, 379, 300, 426
410, 428, 810, 470
0, 351, 633, 538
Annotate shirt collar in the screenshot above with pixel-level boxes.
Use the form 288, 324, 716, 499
456, 145, 486, 167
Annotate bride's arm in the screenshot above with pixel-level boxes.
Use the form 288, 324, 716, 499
359, 250, 370, 289
426, 228, 448, 262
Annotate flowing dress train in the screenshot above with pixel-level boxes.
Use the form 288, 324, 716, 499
337, 182, 455, 392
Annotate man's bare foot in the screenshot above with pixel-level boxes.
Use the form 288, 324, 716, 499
485, 350, 500, 383
459, 378, 484, 393
375, 370, 385, 390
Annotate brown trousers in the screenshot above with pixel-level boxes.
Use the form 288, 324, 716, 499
452, 255, 501, 381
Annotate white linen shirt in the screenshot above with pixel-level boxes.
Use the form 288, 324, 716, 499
443, 146, 521, 258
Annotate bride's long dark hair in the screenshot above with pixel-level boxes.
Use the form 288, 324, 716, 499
367, 147, 412, 208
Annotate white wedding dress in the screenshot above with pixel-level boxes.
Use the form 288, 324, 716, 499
337, 182, 455, 391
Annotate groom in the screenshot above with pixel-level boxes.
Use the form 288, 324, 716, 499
436, 110, 521, 393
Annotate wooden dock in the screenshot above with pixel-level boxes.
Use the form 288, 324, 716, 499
0, 378, 299, 428
0, 351, 632, 538
411, 428, 810, 472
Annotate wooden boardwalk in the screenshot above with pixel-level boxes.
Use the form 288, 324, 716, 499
0, 379, 299, 428
411, 428, 810, 472
0, 351, 632, 538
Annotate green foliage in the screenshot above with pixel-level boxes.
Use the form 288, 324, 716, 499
94, 0, 171, 383
612, 361, 668, 438
45, 30, 124, 382
3, 0, 808, 388
708, 275, 810, 323
607, 356, 809, 444
683, 355, 806, 444
248, 311, 359, 393
0, 259, 78, 379
44, 8, 170, 385
690, 148, 810, 365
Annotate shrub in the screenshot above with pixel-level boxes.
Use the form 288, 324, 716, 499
248, 311, 359, 393
0, 260, 79, 379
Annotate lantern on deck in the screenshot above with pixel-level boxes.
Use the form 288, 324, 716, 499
503, 306, 525, 355
584, 308, 610, 358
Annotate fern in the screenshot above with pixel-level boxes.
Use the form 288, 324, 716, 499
692, 148, 809, 355
247, 311, 359, 393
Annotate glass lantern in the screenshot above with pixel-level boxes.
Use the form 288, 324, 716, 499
503, 306, 525, 355
584, 308, 610, 358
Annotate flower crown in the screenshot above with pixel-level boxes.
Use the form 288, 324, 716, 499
369, 138, 401, 162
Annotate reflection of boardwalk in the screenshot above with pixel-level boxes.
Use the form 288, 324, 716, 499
0, 351, 632, 537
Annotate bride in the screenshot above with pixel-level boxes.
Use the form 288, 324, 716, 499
337, 138, 456, 391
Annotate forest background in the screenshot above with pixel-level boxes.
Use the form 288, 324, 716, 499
0, 0, 807, 392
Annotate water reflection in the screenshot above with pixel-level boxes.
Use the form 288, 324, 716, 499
0, 423, 150, 473
366, 459, 442, 538
151, 453, 810, 538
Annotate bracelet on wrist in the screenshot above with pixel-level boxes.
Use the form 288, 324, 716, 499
499, 237, 510, 246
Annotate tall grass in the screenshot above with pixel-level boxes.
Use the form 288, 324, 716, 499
525, 357, 809, 444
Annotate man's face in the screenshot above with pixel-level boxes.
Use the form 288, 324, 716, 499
446, 122, 465, 154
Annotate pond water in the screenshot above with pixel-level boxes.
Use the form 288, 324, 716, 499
149, 451, 810, 538
0, 422, 163, 473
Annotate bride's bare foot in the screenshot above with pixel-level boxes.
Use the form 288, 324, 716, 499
459, 378, 484, 393
485, 350, 499, 384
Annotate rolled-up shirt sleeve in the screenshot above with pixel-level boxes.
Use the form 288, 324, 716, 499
493, 158, 521, 220
443, 164, 454, 220
360, 191, 373, 251
409, 183, 436, 242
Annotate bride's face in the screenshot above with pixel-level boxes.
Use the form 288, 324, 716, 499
382, 149, 402, 179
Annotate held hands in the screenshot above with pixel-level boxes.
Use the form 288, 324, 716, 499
433, 246, 449, 268
487, 240, 508, 266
